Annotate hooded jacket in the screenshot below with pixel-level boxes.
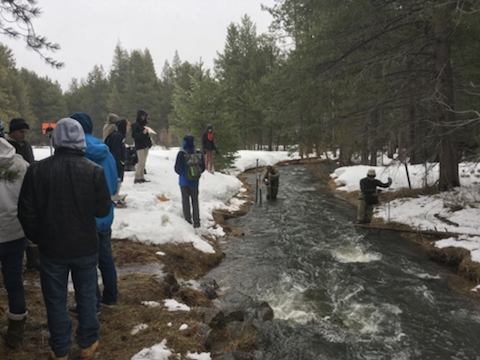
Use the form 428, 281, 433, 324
0, 138, 28, 243
105, 118, 127, 171
18, 118, 111, 259
131, 110, 152, 150
70, 112, 118, 231
103, 113, 119, 141
201, 124, 217, 152
174, 135, 205, 187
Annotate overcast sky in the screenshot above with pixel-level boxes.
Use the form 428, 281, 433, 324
2, 0, 276, 91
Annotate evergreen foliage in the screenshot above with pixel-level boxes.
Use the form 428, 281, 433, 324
0, 1, 480, 183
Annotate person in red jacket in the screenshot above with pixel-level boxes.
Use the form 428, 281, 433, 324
201, 124, 218, 174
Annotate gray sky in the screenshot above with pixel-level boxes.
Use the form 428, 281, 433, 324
2, 0, 276, 91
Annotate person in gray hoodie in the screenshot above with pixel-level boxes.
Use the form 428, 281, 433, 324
0, 137, 29, 348
18, 118, 111, 360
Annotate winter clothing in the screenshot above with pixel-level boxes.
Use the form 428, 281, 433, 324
0, 138, 28, 243
5, 310, 28, 348
105, 119, 127, 182
201, 124, 218, 173
70, 112, 118, 232
0, 139, 29, 329
262, 165, 280, 199
131, 110, 151, 150
17, 117, 110, 358
174, 135, 205, 227
131, 110, 151, 182
201, 124, 217, 152
18, 118, 111, 258
357, 171, 392, 224
6, 132, 35, 164
102, 113, 119, 141
8, 118, 29, 133
71, 112, 118, 308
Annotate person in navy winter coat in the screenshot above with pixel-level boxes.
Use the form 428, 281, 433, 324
105, 118, 130, 202
174, 135, 205, 228
70, 112, 119, 311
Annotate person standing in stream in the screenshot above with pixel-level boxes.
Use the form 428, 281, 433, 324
201, 124, 218, 174
357, 168, 392, 224
131, 110, 152, 184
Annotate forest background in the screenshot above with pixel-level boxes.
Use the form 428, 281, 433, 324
1, 0, 479, 189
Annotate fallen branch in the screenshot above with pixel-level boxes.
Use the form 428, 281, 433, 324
354, 223, 461, 238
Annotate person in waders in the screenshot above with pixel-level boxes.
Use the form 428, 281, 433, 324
357, 168, 392, 224
262, 165, 280, 200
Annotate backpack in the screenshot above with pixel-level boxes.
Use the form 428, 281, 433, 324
182, 149, 203, 181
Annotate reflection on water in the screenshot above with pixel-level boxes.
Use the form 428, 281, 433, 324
206, 165, 480, 360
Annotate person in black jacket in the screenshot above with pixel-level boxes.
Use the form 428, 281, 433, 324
6, 118, 40, 271
6, 118, 34, 165
357, 168, 392, 224
201, 124, 218, 174
105, 118, 130, 204
18, 118, 111, 360
131, 110, 152, 183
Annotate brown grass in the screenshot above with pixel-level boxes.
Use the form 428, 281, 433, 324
0, 271, 212, 360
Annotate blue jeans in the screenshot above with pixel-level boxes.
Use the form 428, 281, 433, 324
0, 237, 26, 314
40, 253, 99, 357
97, 228, 117, 306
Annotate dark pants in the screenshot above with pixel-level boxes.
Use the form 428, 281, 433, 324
40, 253, 99, 357
0, 238, 26, 314
181, 186, 200, 227
96, 229, 117, 306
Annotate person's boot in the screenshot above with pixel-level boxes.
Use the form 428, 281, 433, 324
80, 340, 99, 360
50, 350, 69, 360
25, 242, 41, 270
5, 310, 27, 348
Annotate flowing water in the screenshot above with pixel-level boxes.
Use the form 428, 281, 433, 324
206, 165, 480, 360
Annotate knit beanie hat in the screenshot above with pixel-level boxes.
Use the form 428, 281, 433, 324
367, 168, 376, 177
0, 120, 4, 138
52, 118, 86, 151
9, 118, 30, 133
107, 113, 119, 124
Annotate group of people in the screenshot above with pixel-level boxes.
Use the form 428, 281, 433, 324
0, 111, 226, 358
0, 114, 120, 360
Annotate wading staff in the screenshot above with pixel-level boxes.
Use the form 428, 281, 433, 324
255, 159, 259, 203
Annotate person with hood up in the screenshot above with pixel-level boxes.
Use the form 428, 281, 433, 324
357, 168, 392, 224
18, 118, 111, 360
0, 136, 29, 348
174, 135, 205, 228
70, 112, 119, 312
131, 109, 152, 183
262, 165, 280, 200
102, 113, 119, 141
201, 124, 218, 174
105, 118, 130, 207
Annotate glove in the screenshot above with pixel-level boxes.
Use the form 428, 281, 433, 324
387, 177, 392, 186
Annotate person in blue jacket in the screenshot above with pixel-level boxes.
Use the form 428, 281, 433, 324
174, 135, 205, 228
70, 112, 119, 310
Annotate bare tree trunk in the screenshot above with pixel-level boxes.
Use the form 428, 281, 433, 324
434, 5, 459, 191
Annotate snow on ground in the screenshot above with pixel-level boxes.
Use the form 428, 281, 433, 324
331, 160, 480, 273
33, 144, 480, 354
33, 147, 296, 254
32, 146, 296, 360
